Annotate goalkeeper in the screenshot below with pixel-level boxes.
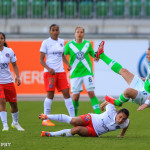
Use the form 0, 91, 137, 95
95, 42, 150, 111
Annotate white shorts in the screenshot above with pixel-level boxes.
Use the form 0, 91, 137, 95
130, 75, 150, 105
70, 75, 95, 93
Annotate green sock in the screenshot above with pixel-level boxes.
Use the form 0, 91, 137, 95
72, 100, 79, 116
115, 94, 129, 106
90, 96, 100, 114
100, 53, 122, 74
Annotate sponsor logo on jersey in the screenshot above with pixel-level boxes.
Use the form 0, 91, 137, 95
53, 52, 63, 57
76, 52, 85, 60
5, 53, 10, 57
0, 63, 9, 69
138, 53, 148, 78
101, 119, 109, 132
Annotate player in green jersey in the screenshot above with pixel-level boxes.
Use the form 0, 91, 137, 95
64, 26, 100, 116
95, 42, 150, 111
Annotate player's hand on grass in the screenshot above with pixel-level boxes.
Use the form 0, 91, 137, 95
137, 104, 148, 111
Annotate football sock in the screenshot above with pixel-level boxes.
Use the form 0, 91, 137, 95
64, 98, 75, 117
115, 94, 129, 106
47, 114, 72, 124
0, 111, 8, 127
11, 111, 18, 124
72, 100, 79, 116
50, 129, 73, 137
44, 97, 52, 122
100, 53, 123, 74
90, 96, 100, 114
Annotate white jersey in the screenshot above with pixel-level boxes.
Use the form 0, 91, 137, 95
0, 46, 17, 84
90, 104, 129, 137
40, 37, 65, 73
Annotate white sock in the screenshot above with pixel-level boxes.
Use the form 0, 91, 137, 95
11, 111, 18, 124
0, 111, 8, 127
50, 129, 73, 137
47, 114, 72, 124
64, 97, 75, 117
44, 97, 53, 115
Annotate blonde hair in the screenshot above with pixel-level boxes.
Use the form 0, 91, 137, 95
75, 26, 85, 33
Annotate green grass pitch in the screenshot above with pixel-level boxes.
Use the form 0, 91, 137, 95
0, 101, 150, 150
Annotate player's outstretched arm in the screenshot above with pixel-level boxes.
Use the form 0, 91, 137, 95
100, 101, 109, 111
118, 121, 130, 138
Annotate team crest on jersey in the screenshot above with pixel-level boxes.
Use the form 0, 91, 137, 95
76, 52, 85, 60
60, 43, 63, 47
5, 53, 10, 57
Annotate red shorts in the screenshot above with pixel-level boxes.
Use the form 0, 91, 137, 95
79, 114, 98, 137
44, 72, 69, 92
0, 83, 17, 102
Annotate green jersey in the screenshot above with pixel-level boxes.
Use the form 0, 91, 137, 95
64, 40, 95, 78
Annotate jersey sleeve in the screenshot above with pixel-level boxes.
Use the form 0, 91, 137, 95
88, 42, 95, 58
10, 49, 17, 63
106, 104, 116, 113
40, 40, 47, 53
64, 42, 69, 55
122, 119, 130, 128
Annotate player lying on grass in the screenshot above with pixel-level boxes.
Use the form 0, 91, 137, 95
39, 101, 129, 137
95, 42, 150, 111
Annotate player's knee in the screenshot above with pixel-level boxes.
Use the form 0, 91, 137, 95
0, 98, 6, 105
70, 118, 77, 125
124, 88, 134, 97
74, 126, 82, 134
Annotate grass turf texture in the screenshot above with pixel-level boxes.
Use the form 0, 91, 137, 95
0, 101, 150, 150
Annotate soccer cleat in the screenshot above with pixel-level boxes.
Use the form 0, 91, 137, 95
11, 123, 25, 131
42, 120, 55, 126
2, 125, 9, 131
41, 131, 52, 137
39, 114, 48, 120
95, 41, 105, 58
105, 95, 115, 105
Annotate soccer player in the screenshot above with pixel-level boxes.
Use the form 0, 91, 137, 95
64, 26, 100, 116
0, 32, 24, 131
39, 101, 129, 137
95, 41, 150, 111
40, 24, 75, 126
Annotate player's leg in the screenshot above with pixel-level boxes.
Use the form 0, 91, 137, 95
43, 72, 56, 126
57, 72, 75, 117
95, 41, 134, 85
61, 88, 75, 117
0, 97, 8, 131
72, 94, 80, 117
105, 88, 138, 106
4, 83, 24, 131
70, 77, 83, 116
83, 75, 100, 114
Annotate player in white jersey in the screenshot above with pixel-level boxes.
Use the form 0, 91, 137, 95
40, 24, 75, 126
95, 41, 150, 111
39, 101, 129, 137
0, 32, 24, 131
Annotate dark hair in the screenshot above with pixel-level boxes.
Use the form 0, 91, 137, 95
0, 32, 7, 47
49, 24, 59, 31
148, 47, 150, 50
118, 108, 129, 118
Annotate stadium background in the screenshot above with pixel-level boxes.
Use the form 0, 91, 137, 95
0, 0, 150, 100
